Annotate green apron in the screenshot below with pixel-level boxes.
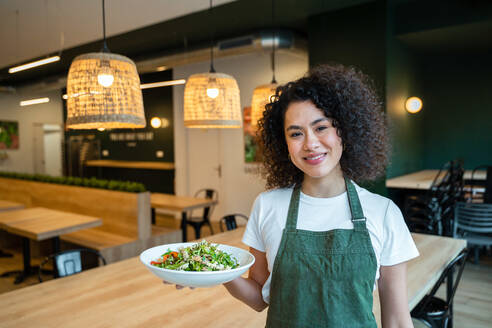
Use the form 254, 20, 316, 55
266, 178, 378, 328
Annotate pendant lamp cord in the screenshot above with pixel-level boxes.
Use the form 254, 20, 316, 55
271, 0, 277, 84
101, 0, 109, 52
209, 0, 216, 73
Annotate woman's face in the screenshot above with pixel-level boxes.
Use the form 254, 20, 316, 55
284, 100, 343, 181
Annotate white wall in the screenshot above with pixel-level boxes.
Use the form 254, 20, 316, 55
173, 50, 308, 220
0, 90, 63, 173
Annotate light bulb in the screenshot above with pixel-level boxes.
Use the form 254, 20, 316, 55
206, 88, 219, 99
405, 97, 423, 114
150, 117, 162, 128
98, 73, 114, 87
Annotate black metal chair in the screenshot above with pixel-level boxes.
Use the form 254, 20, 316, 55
454, 202, 492, 264
185, 189, 218, 239
38, 248, 106, 282
219, 213, 249, 232
411, 249, 468, 328
405, 160, 464, 236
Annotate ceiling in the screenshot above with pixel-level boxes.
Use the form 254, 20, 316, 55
0, 0, 371, 88
0, 0, 236, 69
0, 0, 491, 89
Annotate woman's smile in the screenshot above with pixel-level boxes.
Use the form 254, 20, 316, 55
303, 152, 327, 165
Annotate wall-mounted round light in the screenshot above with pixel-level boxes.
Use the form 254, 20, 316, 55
405, 97, 423, 114
150, 117, 162, 128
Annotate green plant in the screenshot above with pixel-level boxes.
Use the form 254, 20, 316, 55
0, 171, 146, 193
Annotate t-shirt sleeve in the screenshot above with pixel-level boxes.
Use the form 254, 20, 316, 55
242, 194, 266, 252
380, 200, 420, 266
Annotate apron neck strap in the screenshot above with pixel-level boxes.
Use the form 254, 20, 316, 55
345, 177, 367, 231
285, 184, 301, 231
285, 179, 367, 231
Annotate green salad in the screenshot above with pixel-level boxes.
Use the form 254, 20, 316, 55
150, 240, 239, 271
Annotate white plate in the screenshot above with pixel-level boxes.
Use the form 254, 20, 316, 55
140, 242, 255, 288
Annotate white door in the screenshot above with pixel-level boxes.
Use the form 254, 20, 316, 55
43, 124, 63, 176
187, 128, 224, 221
33, 123, 63, 176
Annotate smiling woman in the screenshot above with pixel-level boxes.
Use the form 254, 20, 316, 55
222, 64, 418, 328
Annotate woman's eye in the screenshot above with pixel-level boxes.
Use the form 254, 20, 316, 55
289, 132, 302, 138
316, 126, 328, 132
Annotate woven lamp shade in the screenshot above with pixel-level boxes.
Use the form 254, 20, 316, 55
184, 72, 241, 128
66, 52, 146, 129
250, 83, 277, 129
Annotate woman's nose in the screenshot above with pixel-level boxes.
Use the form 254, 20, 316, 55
303, 131, 320, 150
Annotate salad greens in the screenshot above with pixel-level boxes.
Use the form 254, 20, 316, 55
150, 240, 239, 271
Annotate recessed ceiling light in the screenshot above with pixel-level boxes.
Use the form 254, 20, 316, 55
156, 66, 167, 72
140, 79, 186, 89
9, 56, 60, 74
20, 97, 50, 106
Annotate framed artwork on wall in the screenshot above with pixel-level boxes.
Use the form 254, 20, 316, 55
0, 121, 19, 149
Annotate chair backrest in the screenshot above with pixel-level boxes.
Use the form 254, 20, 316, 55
220, 213, 249, 232
39, 248, 106, 282
191, 188, 218, 220
412, 249, 468, 318
454, 202, 492, 235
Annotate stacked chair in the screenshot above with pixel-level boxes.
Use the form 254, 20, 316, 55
454, 202, 492, 264
404, 160, 464, 236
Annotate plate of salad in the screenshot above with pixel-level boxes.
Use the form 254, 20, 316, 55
140, 240, 255, 287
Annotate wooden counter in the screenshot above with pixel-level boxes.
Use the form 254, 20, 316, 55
85, 160, 175, 170
0, 228, 466, 327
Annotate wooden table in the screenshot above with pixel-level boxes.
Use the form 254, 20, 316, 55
0, 207, 101, 284
0, 227, 466, 327
151, 193, 218, 242
0, 200, 25, 212
0, 200, 25, 258
386, 169, 486, 190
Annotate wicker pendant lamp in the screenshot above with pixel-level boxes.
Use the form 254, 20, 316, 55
65, 0, 145, 129
183, 0, 241, 129
250, 0, 278, 129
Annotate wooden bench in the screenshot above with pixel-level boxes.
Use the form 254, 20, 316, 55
0, 177, 180, 263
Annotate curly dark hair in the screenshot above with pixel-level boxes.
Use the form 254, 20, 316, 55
257, 64, 388, 189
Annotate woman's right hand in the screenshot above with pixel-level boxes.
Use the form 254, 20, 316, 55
163, 280, 195, 290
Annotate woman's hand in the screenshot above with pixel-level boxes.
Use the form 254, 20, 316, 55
163, 281, 195, 290
223, 247, 269, 312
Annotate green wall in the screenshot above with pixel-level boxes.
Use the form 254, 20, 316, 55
307, 1, 388, 195
419, 52, 492, 170
385, 0, 425, 179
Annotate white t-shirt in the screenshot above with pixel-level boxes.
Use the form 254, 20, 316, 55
242, 182, 419, 304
